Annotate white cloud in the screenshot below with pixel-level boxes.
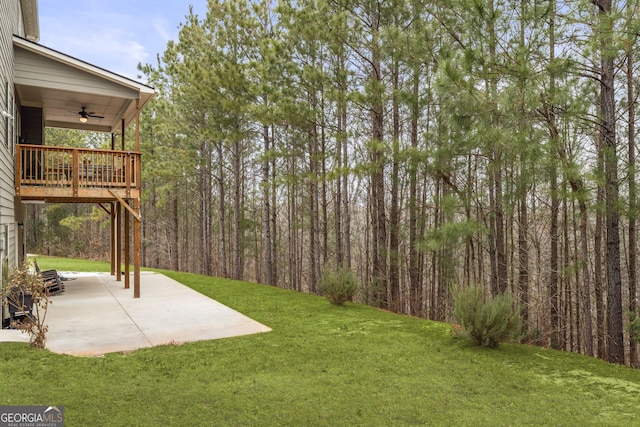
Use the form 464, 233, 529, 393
40, 4, 150, 78
38, 1, 208, 79
44, 29, 148, 79
153, 16, 173, 44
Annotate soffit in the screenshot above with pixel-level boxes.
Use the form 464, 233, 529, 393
13, 35, 154, 134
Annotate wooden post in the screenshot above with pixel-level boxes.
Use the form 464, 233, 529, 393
121, 118, 126, 150
72, 148, 79, 197
116, 202, 122, 282
135, 99, 140, 151
125, 153, 132, 199
134, 99, 141, 297
110, 202, 115, 275
134, 197, 141, 298
15, 146, 21, 195
124, 201, 130, 289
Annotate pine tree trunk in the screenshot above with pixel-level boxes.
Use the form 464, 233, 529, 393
488, 169, 499, 295
341, 95, 351, 270
171, 190, 179, 272
320, 96, 329, 266
217, 143, 227, 278
595, 147, 606, 359
518, 186, 529, 325
309, 96, 321, 294
562, 186, 570, 351
486, 0, 507, 296
409, 65, 420, 316
287, 154, 299, 291
335, 104, 343, 268
548, 0, 560, 348
430, 177, 440, 320
370, 1, 387, 308
550, 155, 560, 349
271, 129, 278, 287
595, 0, 624, 364
200, 141, 212, 276
578, 189, 594, 356
627, 2, 638, 366
232, 138, 243, 280
389, 56, 401, 313
262, 124, 273, 285
516, 0, 529, 327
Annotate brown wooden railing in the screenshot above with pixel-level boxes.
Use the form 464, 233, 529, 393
16, 144, 141, 198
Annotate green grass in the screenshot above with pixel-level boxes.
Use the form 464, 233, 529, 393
30, 255, 113, 272
2, 256, 640, 426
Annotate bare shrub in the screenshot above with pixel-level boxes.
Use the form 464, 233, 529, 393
2, 261, 50, 349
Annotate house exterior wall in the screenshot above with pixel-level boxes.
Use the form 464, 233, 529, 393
1, 0, 28, 274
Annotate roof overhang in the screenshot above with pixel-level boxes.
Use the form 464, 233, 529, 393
13, 35, 155, 134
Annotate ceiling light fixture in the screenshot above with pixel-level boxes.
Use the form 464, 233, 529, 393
79, 116, 88, 123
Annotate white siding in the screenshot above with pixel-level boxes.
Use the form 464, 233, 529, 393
1, 0, 27, 268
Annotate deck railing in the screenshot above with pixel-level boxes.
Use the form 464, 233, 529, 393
16, 144, 141, 197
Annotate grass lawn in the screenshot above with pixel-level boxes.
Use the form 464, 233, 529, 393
2, 256, 640, 426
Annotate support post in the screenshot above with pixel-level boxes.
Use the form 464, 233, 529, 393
116, 202, 122, 282
135, 99, 140, 151
134, 99, 141, 298
134, 198, 141, 298
124, 201, 130, 289
110, 203, 115, 275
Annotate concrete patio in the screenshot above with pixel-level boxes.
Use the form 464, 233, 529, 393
0, 272, 271, 356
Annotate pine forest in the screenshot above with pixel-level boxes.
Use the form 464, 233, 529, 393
28, 0, 640, 366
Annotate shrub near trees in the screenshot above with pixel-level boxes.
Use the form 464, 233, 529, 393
452, 286, 522, 348
320, 267, 358, 306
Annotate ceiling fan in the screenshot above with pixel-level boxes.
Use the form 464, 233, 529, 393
77, 106, 104, 123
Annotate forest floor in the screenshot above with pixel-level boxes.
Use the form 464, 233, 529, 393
1, 256, 639, 426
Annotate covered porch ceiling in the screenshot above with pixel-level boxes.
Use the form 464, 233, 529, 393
13, 35, 155, 134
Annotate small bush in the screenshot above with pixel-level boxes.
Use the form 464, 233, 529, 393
452, 285, 522, 348
320, 267, 358, 305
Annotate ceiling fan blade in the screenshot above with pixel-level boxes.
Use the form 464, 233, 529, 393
75, 106, 104, 120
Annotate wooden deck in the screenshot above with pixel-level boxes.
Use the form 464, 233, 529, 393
15, 144, 141, 202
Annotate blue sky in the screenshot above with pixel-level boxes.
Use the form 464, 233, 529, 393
38, 1, 208, 81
